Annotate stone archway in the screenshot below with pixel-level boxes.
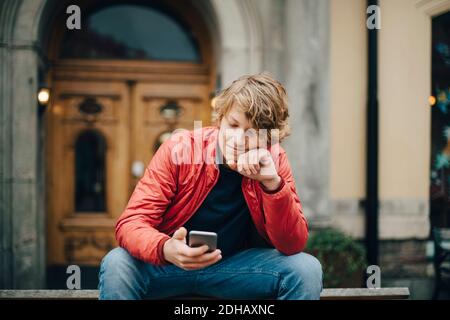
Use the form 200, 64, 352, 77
187, 0, 264, 86
0, 0, 264, 289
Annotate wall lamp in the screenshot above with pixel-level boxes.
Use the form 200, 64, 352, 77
37, 87, 51, 116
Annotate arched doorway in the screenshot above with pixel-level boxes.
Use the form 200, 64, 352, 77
45, 0, 215, 287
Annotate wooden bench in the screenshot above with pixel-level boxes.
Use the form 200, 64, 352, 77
0, 288, 410, 300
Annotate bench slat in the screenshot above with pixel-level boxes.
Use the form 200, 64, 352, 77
0, 288, 410, 300
0, 290, 99, 300
319, 288, 410, 300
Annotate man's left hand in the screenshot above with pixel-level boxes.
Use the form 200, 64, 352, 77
228, 148, 281, 191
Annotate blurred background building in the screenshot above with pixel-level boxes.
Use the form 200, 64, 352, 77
1, 0, 449, 298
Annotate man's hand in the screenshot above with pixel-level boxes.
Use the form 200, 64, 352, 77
163, 227, 222, 270
228, 148, 282, 191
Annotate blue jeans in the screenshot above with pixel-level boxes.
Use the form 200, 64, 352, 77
98, 246, 323, 300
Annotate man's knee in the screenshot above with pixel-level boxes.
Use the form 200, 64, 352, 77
281, 252, 323, 297
101, 247, 129, 270
99, 247, 141, 280
98, 247, 146, 299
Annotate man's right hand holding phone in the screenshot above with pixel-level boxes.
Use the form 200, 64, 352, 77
163, 227, 222, 270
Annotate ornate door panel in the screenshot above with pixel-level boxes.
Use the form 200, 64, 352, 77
46, 81, 130, 265
130, 82, 211, 189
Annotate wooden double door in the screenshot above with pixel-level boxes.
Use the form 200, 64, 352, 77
46, 62, 212, 266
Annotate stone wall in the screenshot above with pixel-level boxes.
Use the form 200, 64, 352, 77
379, 240, 430, 279
0, 0, 47, 288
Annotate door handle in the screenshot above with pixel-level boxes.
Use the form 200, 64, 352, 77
132, 161, 145, 178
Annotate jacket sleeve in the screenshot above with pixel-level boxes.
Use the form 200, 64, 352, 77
255, 148, 309, 255
115, 138, 177, 266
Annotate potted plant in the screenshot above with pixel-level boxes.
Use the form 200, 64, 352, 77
305, 228, 367, 288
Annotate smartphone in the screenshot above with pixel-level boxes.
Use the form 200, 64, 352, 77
188, 230, 217, 253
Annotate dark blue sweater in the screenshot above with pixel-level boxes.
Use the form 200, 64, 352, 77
184, 163, 252, 258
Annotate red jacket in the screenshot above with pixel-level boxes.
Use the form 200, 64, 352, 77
116, 126, 308, 265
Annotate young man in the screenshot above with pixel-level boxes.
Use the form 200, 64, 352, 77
98, 73, 323, 300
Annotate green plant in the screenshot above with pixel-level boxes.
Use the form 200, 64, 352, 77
305, 228, 367, 288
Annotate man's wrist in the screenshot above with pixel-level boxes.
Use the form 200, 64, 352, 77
161, 237, 172, 264
261, 175, 282, 191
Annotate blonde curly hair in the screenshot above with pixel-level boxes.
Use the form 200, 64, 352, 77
212, 72, 291, 144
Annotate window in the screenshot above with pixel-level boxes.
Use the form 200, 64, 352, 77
430, 12, 450, 230
60, 4, 201, 62
75, 130, 107, 212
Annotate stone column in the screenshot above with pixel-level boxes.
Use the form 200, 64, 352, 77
282, 0, 331, 226
0, 0, 46, 289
